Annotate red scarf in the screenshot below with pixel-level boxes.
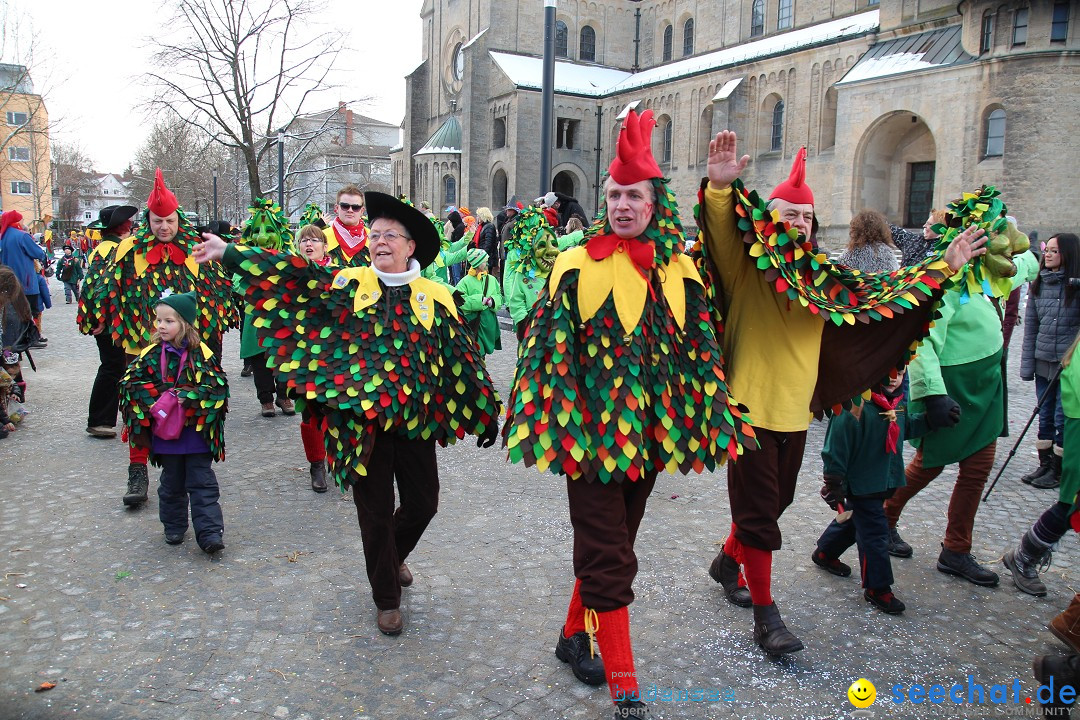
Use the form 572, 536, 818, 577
586, 233, 655, 278
871, 391, 903, 454
332, 219, 367, 257
145, 242, 188, 265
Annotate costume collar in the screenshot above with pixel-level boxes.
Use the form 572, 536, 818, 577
372, 258, 421, 287
332, 218, 367, 249
587, 232, 655, 277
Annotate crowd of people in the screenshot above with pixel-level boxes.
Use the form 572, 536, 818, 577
4, 111, 1080, 718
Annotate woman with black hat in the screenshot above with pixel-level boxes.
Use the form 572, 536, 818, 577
193, 191, 501, 636
77, 204, 138, 439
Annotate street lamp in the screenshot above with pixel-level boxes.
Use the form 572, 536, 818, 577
278, 128, 286, 211
539, 0, 556, 198
213, 169, 219, 221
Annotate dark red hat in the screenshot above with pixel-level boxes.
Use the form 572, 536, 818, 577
608, 109, 663, 186
147, 168, 179, 217
0, 210, 23, 238
769, 147, 814, 206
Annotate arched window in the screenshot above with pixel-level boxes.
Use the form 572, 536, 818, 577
663, 25, 673, 62
751, 0, 765, 37
662, 120, 674, 164
443, 175, 456, 205
778, 0, 793, 30
981, 10, 995, 53
555, 21, 569, 57
492, 169, 508, 208
493, 117, 506, 149
985, 108, 1006, 157
580, 25, 596, 62
683, 19, 694, 56
820, 87, 838, 150
771, 100, 784, 152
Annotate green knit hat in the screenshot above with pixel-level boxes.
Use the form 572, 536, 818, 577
467, 247, 489, 270
158, 290, 197, 325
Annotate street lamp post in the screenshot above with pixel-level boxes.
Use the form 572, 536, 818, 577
213, 170, 219, 221
539, 0, 556, 198
278, 128, 286, 212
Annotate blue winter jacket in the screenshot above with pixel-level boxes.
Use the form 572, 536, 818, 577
0, 227, 47, 296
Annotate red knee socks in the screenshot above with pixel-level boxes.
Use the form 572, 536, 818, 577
724, 523, 748, 588
129, 445, 149, 465
592, 606, 638, 702
299, 418, 327, 463
563, 579, 586, 638
741, 545, 773, 606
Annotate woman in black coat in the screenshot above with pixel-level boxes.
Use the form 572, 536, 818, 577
1020, 232, 1080, 488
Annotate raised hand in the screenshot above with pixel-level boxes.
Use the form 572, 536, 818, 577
943, 225, 987, 272
707, 131, 750, 190
192, 233, 228, 264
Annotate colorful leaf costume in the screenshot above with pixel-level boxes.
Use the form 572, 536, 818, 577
221, 245, 501, 489
505, 112, 756, 485
119, 342, 229, 463
104, 170, 237, 354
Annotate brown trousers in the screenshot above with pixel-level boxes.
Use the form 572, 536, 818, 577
567, 473, 658, 612
728, 428, 807, 551
352, 432, 439, 610
883, 442, 996, 554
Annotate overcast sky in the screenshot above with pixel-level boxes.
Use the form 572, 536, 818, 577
8, 0, 423, 172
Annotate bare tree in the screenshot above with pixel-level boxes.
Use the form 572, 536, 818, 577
128, 116, 228, 224
145, 0, 343, 206
50, 141, 96, 225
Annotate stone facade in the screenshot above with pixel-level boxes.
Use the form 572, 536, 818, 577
392, 0, 1080, 245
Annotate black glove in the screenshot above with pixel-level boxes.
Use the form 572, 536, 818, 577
820, 475, 844, 511
924, 394, 961, 429
476, 424, 498, 448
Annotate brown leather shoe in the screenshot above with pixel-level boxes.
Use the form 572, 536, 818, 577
377, 608, 403, 635
275, 397, 296, 416
399, 563, 413, 587
261, 402, 276, 417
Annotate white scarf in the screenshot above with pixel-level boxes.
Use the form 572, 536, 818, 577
372, 258, 421, 287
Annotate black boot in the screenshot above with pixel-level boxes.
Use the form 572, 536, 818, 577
310, 461, 327, 493
123, 463, 149, 507
1003, 529, 1050, 596
709, 550, 752, 607
752, 602, 804, 655
1032, 449, 1063, 490
1023, 443, 1055, 485
555, 630, 605, 686
1034, 654, 1080, 717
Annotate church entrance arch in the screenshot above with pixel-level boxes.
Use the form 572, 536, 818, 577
852, 112, 936, 228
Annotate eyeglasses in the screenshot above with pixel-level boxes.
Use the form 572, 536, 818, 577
298, 237, 325, 245
370, 231, 410, 243
338, 202, 364, 212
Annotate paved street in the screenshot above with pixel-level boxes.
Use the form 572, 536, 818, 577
1, 284, 1077, 720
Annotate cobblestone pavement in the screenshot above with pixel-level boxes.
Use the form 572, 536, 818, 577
2, 287, 1077, 720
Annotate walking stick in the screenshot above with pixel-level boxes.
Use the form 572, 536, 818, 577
983, 362, 1064, 502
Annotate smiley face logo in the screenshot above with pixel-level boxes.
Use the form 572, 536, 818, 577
847, 678, 876, 708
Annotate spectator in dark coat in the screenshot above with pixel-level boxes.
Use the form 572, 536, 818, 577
554, 192, 588, 229
889, 208, 945, 268
474, 207, 500, 276
1019, 232, 1080, 489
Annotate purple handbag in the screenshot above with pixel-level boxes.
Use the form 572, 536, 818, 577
150, 347, 189, 441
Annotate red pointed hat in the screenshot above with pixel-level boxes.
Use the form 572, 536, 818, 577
769, 147, 814, 206
608, 109, 663, 185
147, 167, 179, 217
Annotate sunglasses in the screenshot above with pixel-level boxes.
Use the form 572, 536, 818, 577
338, 202, 364, 212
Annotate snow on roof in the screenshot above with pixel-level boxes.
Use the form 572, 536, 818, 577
712, 78, 743, 101
462, 28, 488, 51
606, 10, 878, 93
489, 10, 878, 98
837, 24, 974, 85
488, 51, 632, 96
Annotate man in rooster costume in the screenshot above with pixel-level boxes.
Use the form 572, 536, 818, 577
504, 110, 757, 720
88, 168, 236, 508
697, 131, 986, 655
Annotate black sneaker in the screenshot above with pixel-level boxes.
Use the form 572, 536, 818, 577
864, 588, 906, 614
614, 700, 649, 719
812, 550, 852, 577
937, 544, 999, 587
200, 535, 225, 554
555, 630, 605, 686
165, 532, 185, 545
888, 527, 913, 558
